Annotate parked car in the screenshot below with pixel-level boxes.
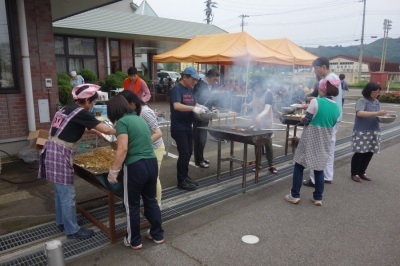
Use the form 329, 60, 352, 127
155, 71, 181, 94
158, 71, 181, 82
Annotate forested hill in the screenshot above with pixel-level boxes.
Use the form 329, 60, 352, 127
304, 37, 400, 63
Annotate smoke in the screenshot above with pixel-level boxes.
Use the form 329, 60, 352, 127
197, 63, 315, 117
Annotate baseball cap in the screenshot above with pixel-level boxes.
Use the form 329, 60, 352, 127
70, 71, 77, 77
72, 84, 100, 100
182, 66, 200, 80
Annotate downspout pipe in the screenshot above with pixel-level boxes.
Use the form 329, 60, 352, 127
106, 37, 111, 75
17, 0, 36, 131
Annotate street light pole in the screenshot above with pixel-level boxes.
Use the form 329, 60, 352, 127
357, 0, 366, 83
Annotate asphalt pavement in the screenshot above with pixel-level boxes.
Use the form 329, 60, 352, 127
67, 137, 400, 266
1, 88, 400, 265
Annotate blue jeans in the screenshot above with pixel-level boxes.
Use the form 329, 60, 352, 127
291, 163, 325, 201
171, 130, 193, 184
54, 183, 80, 235
124, 158, 163, 247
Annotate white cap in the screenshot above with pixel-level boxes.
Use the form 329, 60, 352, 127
70, 71, 77, 77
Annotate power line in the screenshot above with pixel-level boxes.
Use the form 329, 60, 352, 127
217, 0, 358, 16
218, 0, 350, 8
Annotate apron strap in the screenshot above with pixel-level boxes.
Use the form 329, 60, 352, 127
52, 106, 84, 138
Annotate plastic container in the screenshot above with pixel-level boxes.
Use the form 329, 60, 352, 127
93, 105, 107, 117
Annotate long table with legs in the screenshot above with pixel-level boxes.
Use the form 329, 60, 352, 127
73, 164, 149, 243
280, 116, 304, 155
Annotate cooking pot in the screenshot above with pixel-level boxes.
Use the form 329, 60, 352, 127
194, 109, 218, 122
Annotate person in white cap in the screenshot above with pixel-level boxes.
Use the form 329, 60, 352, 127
38, 84, 115, 240
70, 70, 85, 87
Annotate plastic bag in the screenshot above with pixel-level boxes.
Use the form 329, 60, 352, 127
18, 145, 39, 163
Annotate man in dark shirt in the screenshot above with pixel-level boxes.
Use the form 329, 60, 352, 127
193, 69, 220, 168
170, 67, 205, 191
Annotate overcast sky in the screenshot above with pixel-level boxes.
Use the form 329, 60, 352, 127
146, 0, 399, 47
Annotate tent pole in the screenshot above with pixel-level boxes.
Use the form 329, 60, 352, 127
244, 59, 250, 116
290, 59, 295, 104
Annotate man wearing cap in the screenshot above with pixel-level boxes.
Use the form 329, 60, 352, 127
170, 66, 206, 191
70, 71, 85, 87
123, 67, 151, 102
38, 84, 116, 239
303, 57, 343, 187
193, 68, 220, 168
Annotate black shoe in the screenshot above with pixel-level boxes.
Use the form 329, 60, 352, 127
186, 176, 199, 186
67, 228, 94, 239
203, 159, 210, 164
177, 179, 197, 191
302, 179, 315, 188
57, 224, 65, 232
324, 180, 332, 184
196, 161, 209, 168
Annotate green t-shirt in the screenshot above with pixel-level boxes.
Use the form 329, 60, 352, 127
116, 113, 155, 165
310, 97, 340, 128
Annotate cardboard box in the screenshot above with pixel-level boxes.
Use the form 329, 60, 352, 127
28, 130, 49, 149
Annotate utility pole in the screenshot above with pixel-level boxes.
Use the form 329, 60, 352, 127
204, 0, 218, 24
380, 19, 392, 71
357, 0, 366, 83
239, 14, 249, 32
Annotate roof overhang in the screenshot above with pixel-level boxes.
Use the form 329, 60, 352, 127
51, 0, 121, 21
53, 9, 227, 54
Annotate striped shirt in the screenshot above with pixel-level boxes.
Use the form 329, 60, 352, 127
140, 105, 164, 149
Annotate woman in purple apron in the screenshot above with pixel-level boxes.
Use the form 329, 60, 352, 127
39, 84, 115, 239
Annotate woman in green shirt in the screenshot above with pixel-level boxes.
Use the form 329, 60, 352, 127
107, 95, 164, 250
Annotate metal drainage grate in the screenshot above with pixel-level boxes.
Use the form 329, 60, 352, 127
0, 203, 126, 253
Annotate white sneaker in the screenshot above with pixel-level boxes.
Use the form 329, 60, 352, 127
285, 194, 300, 204
311, 199, 322, 206
124, 237, 142, 250
146, 229, 165, 244
123, 237, 131, 247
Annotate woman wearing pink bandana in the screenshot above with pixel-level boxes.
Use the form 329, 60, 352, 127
285, 78, 341, 206
39, 84, 116, 239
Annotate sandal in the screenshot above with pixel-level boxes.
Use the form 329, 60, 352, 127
268, 167, 278, 174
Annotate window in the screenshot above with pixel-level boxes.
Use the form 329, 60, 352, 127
110, 40, 120, 73
0, 0, 17, 93
55, 35, 97, 75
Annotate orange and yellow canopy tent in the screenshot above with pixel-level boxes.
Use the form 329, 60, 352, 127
259, 38, 317, 66
153, 32, 293, 65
